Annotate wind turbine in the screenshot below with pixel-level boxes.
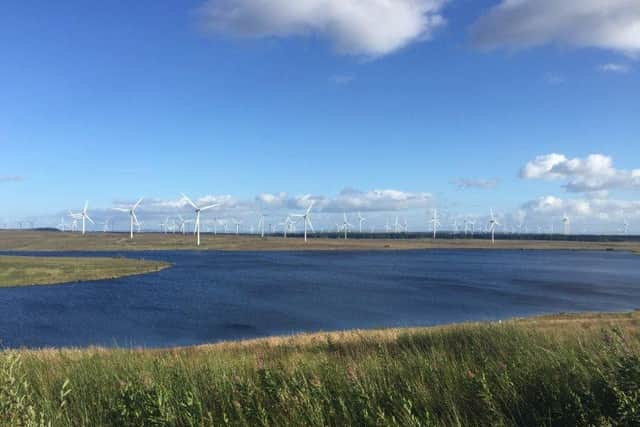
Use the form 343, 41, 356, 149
181, 194, 220, 246
357, 212, 367, 233
77, 201, 94, 235
114, 197, 144, 239
451, 219, 459, 236
562, 212, 571, 235
339, 213, 353, 239
488, 208, 500, 244
280, 216, 294, 238
57, 216, 66, 232
291, 201, 315, 242
232, 218, 242, 235
257, 214, 267, 238
102, 217, 112, 233
69, 216, 79, 232
177, 215, 194, 235
430, 208, 441, 240
469, 219, 476, 237
622, 217, 629, 235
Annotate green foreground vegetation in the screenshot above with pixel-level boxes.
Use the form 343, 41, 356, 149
0, 256, 170, 287
1, 312, 639, 426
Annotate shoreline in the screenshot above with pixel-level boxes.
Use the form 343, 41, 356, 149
5, 310, 638, 353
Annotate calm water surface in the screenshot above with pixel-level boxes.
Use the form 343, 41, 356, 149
0, 250, 639, 348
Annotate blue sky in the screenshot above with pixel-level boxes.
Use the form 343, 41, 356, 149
1, 0, 639, 232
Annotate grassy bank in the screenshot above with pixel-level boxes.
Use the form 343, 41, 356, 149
1, 312, 639, 426
0, 256, 170, 287
1, 230, 640, 253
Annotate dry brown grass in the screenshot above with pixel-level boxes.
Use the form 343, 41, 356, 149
1, 230, 639, 253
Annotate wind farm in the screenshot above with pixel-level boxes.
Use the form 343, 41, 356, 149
3, 0, 640, 425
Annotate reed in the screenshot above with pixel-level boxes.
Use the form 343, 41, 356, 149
1, 311, 638, 426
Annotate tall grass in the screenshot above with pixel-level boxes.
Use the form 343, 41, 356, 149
1, 313, 639, 426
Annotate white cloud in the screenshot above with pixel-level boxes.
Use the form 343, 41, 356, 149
140, 188, 433, 218
197, 0, 448, 57
451, 178, 499, 190
520, 153, 640, 193
256, 192, 289, 207
522, 195, 640, 222
471, 0, 640, 57
599, 63, 631, 73
320, 188, 433, 212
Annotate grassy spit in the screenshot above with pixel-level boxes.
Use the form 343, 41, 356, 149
1, 230, 640, 253
1, 312, 639, 426
0, 256, 170, 287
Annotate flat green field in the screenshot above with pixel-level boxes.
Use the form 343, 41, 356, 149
0, 255, 170, 287
1, 230, 639, 253
1, 311, 639, 426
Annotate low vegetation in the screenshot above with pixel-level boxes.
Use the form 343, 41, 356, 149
0, 256, 170, 287
1, 230, 639, 253
1, 311, 639, 426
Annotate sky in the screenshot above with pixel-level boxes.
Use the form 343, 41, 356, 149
1, 0, 639, 233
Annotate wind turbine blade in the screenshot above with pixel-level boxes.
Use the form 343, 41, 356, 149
113, 208, 129, 212
306, 201, 315, 215
132, 212, 140, 226
86, 215, 95, 224
133, 197, 144, 210
83, 201, 89, 213
307, 218, 315, 233
181, 193, 198, 210
200, 204, 220, 211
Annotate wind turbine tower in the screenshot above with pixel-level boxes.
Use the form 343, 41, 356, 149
114, 197, 144, 240
562, 213, 571, 235
488, 209, 500, 244
181, 194, 220, 247
357, 212, 367, 233
430, 208, 441, 240
291, 201, 315, 242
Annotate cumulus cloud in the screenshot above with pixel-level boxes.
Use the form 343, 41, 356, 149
599, 63, 631, 73
320, 188, 433, 212
520, 153, 640, 193
522, 195, 640, 223
471, 0, 640, 56
255, 188, 433, 212
451, 178, 500, 190
147, 194, 244, 211
197, 0, 448, 57
0, 176, 24, 183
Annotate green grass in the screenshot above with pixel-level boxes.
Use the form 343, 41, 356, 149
1, 312, 639, 426
0, 256, 170, 287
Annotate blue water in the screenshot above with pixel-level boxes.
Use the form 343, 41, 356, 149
0, 250, 639, 349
